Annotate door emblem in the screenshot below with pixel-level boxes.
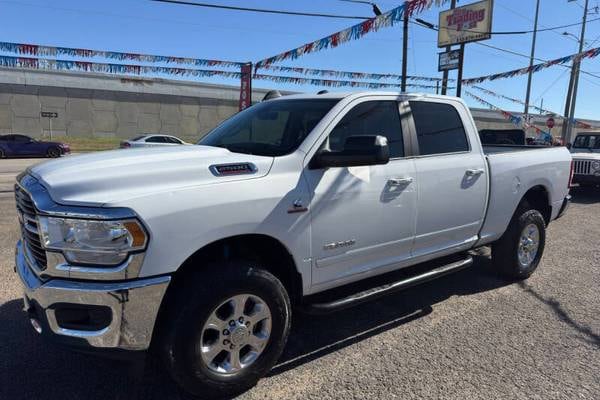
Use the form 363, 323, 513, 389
323, 239, 356, 250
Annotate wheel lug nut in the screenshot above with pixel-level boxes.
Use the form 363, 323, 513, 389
245, 321, 250, 327
222, 329, 230, 335
238, 317, 244, 323
223, 339, 230, 345
229, 320, 235, 327
229, 344, 234, 350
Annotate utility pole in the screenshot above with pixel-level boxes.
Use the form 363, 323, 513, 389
562, 0, 589, 144
401, 10, 409, 92
456, 44, 465, 97
441, 0, 457, 95
524, 0, 540, 115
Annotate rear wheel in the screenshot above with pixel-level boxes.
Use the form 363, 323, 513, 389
159, 261, 291, 399
47, 147, 61, 158
492, 202, 546, 279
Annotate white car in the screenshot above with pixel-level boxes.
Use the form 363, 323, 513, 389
570, 132, 600, 187
15, 92, 572, 399
119, 134, 189, 148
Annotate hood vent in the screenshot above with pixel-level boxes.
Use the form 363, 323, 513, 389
209, 163, 257, 176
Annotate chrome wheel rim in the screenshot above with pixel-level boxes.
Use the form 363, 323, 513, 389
200, 294, 272, 375
518, 223, 540, 269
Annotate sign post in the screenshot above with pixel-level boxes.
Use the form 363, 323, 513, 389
239, 63, 252, 111
40, 111, 58, 140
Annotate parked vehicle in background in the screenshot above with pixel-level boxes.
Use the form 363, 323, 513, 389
479, 129, 526, 145
0, 134, 70, 158
14, 92, 572, 399
119, 134, 189, 148
570, 132, 600, 187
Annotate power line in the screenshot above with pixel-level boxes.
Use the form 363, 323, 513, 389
412, 19, 600, 82
150, 0, 372, 19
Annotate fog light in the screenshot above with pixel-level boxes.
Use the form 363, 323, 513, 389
30, 318, 42, 334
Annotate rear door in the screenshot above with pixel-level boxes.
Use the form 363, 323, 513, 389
407, 99, 488, 257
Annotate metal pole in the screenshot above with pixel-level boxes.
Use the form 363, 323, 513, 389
456, 44, 465, 97
565, 0, 589, 144
49, 117, 53, 140
401, 11, 408, 92
441, 0, 457, 95
524, 0, 540, 115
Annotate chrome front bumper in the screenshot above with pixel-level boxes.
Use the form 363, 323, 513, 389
15, 240, 171, 351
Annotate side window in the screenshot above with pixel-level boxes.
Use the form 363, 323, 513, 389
328, 101, 404, 158
146, 136, 166, 143
1, 135, 14, 142
13, 135, 31, 143
409, 101, 469, 155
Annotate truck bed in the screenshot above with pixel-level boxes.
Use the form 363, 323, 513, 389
477, 145, 572, 246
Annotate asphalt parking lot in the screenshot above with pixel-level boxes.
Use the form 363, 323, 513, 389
1, 157, 599, 400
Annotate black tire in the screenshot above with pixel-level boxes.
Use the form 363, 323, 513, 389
159, 261, 291, 399
0, 148, 5, 158
47, 146, 61, 158
492, 202, 546, 280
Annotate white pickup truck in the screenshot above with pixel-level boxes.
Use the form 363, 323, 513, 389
14, 92, 572, 398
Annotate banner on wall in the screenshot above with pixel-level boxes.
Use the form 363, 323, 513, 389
438, 0, 493, 47
239, 63, 253, 111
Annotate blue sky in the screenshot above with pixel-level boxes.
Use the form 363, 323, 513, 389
2, 0, 600, 119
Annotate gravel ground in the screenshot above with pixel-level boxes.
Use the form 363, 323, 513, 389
0, 158, 599, 400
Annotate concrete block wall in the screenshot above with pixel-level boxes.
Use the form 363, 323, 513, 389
0, 69, 278, 142
0, 68, 597, 143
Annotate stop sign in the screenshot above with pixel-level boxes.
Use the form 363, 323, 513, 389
546, 117, 555, 129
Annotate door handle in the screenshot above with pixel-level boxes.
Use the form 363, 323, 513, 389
465, 168, 485, 176
388, 177, 413, 186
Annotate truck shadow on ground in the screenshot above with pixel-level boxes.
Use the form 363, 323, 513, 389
0, 252, 514, 400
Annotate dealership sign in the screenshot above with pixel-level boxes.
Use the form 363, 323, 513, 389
438, 0, 493, 48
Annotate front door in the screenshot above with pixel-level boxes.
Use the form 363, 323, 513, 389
305, 99, 417, 288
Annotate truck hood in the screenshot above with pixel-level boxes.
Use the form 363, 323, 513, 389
28, 145, 274, 206
571, 151, 600, 160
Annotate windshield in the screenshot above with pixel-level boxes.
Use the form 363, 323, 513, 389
199, 99, 339, 156
573, 135, 600, 149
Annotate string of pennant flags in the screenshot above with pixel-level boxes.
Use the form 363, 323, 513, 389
464, 90, 553, 142
0, 41, 244, 68
463, 46, 600, 85
255, 0, 450, 68
258, 65, 445, 82
253, 74, 446, 90
0, 55, 447, 91
469, 85, 595, 129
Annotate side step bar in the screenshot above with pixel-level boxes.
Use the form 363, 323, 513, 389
303, 255, 473, 315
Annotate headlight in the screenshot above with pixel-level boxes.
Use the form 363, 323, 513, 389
592, 161, 600, 170
38, 217, 147, 266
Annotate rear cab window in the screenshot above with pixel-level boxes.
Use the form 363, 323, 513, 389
409, 101, 469, 156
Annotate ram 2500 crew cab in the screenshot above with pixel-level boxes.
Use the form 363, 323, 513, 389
14, 92, 572, 398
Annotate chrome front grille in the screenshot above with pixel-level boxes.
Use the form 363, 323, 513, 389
573, 159, 594, 175
14, 183, 47, 270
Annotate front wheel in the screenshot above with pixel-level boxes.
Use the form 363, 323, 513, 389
159, 262, 291, 399
47, 147, 61, 158
492, 204, 546, 279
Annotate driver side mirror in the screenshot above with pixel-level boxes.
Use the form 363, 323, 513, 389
310, 135, 390, 169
